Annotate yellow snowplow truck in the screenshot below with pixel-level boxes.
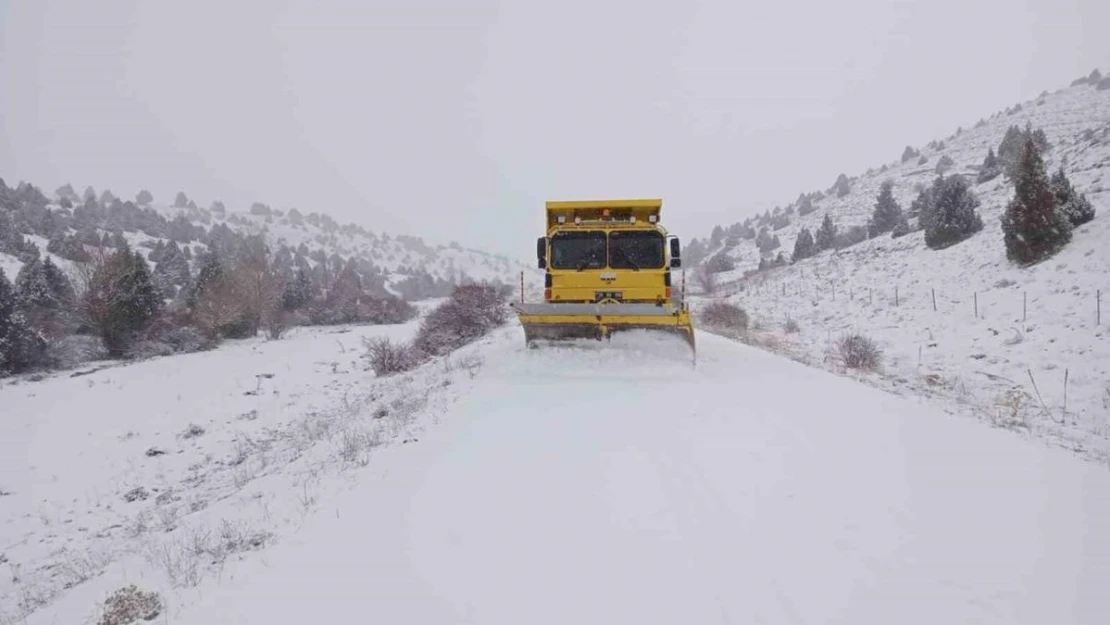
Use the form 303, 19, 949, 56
511, 198, 696, 356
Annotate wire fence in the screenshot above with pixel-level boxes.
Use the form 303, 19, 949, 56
717, 275, 1105, 327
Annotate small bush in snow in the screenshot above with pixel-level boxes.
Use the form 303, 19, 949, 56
836, 333, 882, 371
123, 487, 148, 503
834, 225, 869, 250
921, 175, 984, 250
704, 251, 736, 273
1050, 166, 1096, 227
783, 317, 800, 333
98, 584, 163, 625
363, 337, 421, 376
699, 301, 749, 332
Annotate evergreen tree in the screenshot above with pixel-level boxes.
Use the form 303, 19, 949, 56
1050, 167, 1096, 227
14, 258, 52, 310
42, 257, 76, 310
977, 148, 1003, 183
998, 123, 1050, 179
0, 211, 22, 256
153, 241, 191, 290
84, 244, 163, 356
710, 225, 724, 247
934, 154, 955, 175
15, 257, 76, 339
0, 268, 45, 374
1002, 139, 1072, 264
868, 181, 903, 237
187, 251, 223, 310
282, 268, 314, 311
815, 214, 837, 251
56, 183, 77, 202
792, 228, 815, 261
909, 183, 934, 222
923, 175, 984, 249
796, 194, 816, 216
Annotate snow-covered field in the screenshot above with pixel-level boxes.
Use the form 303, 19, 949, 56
6, 323, 1110, 624
0, 306, 482, 624
689, 75, 1110, 468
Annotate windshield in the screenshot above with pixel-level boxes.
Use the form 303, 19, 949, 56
608, 231, 664, 269
550, 231, 607, 270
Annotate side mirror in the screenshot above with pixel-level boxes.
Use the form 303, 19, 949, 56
669, 237, 681, 268
537, 237, 547, 268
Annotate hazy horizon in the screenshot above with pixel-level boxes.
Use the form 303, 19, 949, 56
3, 0, 1108, 261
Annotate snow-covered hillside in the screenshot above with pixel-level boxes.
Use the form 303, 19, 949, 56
0, 188, 527, 302
6, 325, 1109, 625
686, 71, 1110, 467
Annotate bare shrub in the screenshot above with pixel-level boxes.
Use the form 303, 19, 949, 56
362, 283, 506, 377
411, 283, 507, 358
694, 265, 717, 294
98, 585, 162, 625
835, 333, 882, 370
337, 427, 380, 466
699, 301, 749, 332
362, 337, 421, 376
783, 317, 800, 333
123, 487, 148, 503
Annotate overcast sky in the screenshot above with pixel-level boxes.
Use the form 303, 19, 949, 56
2, 0, 1108, 260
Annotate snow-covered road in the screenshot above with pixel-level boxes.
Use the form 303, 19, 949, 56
168, 328, 1110, 625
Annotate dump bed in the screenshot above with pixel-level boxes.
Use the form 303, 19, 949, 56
545, 198, 662, 229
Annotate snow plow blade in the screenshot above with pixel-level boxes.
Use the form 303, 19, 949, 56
510, 302, 696, 357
